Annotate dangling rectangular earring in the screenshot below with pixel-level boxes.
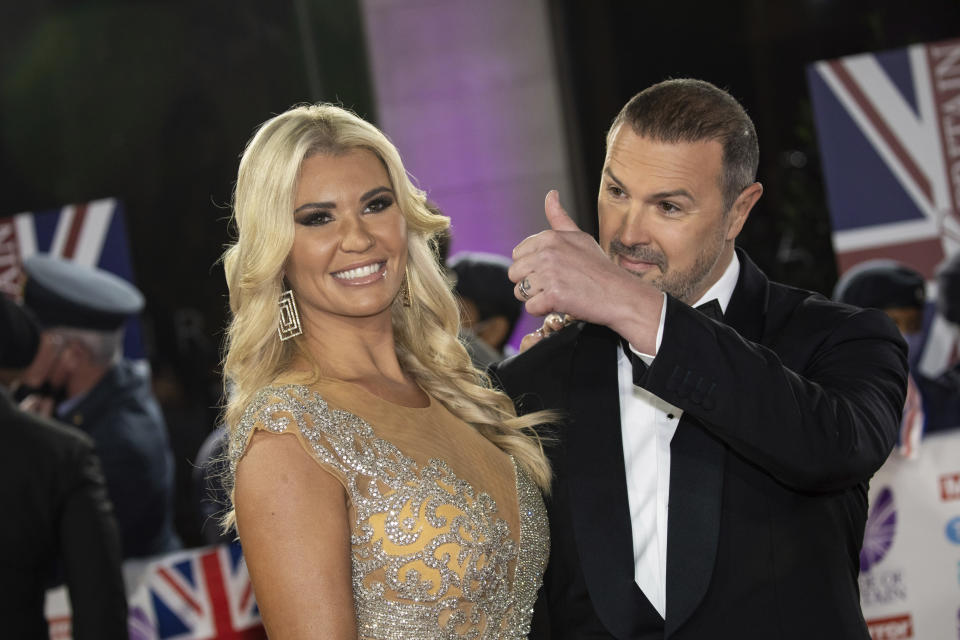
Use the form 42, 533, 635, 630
401, 268, 412, 307
277, 289, 303, 340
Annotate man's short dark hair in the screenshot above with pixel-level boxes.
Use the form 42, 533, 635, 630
607, 78, 759, 212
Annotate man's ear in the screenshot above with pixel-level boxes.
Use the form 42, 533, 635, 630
726, 182, 763, 241
476, 316, 511, 351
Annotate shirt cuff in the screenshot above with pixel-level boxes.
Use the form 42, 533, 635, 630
629, 292, 667, 366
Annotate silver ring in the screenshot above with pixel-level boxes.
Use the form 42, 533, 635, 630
518, 277, 532, 300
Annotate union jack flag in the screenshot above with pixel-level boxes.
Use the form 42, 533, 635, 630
126, 543, 265, 640
0, 198, 144, 357
808, 38, 960, 378
807, 37, 960, 278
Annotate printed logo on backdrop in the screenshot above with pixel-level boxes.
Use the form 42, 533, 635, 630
942, 472, 960, 501
866, 613, 914, 640
946, 516, 960, 545
860, 487, 908, 605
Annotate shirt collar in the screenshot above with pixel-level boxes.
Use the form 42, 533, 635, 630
692, 251, 740, 313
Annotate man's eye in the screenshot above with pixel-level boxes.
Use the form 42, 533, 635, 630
607, 185, 624, 197
365, 196, 393, 213
659, 201, 680, 214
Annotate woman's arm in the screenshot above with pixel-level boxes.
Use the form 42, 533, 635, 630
235, 430, 357, 639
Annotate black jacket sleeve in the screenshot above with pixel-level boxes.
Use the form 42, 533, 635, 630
644, 295, 907, 492
59, 441, 128, 640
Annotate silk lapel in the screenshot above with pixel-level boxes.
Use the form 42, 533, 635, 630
664, 250, 769, 636
664, 419, 725, 636
722, 249, 768, 345
567, 324, 655, 637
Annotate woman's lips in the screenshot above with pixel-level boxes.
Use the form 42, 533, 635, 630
331, 260, 387, 285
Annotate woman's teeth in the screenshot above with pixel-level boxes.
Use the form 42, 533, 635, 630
332, 262, 384, 280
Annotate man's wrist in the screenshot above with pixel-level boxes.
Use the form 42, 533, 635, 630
607, 280, 665, 354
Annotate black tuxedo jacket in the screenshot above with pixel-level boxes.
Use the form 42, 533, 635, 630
0, 388, 127, 639
492, 251, 907, 640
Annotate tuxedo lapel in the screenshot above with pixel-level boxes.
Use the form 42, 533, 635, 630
723, 249, 768, 345
664, 250, 769, 636
664, 419, 725, 636
566, 324, 657, 638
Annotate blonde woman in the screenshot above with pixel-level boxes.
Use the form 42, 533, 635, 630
222, 104, 552, 639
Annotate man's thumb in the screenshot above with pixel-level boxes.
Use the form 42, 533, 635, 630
545, 190, 579, 232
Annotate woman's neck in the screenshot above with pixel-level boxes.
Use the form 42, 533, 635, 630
289, 311, 430, 408
295, 311, 406, 385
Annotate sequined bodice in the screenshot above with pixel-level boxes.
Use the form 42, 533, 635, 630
230, 383, 549, 639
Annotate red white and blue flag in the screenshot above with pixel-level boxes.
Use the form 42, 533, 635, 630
807, 37, 960, 278
0, 198, 144, 357
808, 38, 960, 378
46, 542, 266, 640
126, 543, 264, 640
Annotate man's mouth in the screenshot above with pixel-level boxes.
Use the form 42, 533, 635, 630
614, 253, 663, 275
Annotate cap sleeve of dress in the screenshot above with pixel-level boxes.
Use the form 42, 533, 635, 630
228, 384, 367, 493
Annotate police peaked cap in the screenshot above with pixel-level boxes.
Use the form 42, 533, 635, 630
833, 259, 926, 311
23, 254, 144, 330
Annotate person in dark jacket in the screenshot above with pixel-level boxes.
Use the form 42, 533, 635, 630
0, 295, 127, 639
18, 254, 180, 558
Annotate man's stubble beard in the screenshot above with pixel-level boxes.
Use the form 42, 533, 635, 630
609, 227, 727, 305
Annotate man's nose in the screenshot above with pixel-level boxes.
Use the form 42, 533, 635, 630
618, 206, 652, 247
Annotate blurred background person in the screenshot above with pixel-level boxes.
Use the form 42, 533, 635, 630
937, 252, 960, 328
192, 396, 232, 546
448, 251, 524, 367
0, 295, 127, 640
18, 254, 181, 559
921, 252, 960, 434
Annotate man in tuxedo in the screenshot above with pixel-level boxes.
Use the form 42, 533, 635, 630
492, 79, 907, 639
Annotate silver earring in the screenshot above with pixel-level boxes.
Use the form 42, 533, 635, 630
277, 289, 302, 341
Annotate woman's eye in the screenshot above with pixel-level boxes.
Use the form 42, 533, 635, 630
298, 211, 333, 226
364, 196, 393, 213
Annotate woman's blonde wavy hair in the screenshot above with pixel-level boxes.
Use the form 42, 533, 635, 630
221, 103, 552, 505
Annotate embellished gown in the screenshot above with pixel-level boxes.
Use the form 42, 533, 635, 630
229, 379, 549, 639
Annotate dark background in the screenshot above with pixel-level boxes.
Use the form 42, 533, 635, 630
1, 0, 957, 546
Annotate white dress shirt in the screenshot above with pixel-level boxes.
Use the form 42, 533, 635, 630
617, 252, 741, 619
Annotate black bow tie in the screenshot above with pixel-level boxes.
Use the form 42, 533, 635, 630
696, 298, 724, 322
621, 299, 723, 385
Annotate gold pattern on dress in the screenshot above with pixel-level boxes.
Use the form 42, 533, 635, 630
229, 384, 549, 639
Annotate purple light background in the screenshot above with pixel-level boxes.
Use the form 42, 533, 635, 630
360, 0, 573, 348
